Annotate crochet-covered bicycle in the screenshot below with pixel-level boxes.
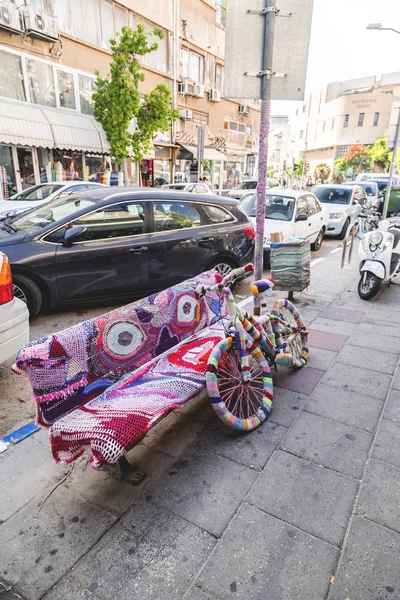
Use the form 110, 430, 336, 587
195, 264, 309, 432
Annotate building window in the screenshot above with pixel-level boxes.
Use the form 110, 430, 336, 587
358, 113, 365, 127
215, 64, 224, 91
85, 0, 102, 46
373, 112, 380, 127
322, 121, 326, 133
26, 59, 56, 107
53, 0, 71, 33
216, 0, 226, 27
142, 20, 168, 73
336, 145, 350, 159
192, 110, 209, 125
78, 75, 95, 115
0, 50, 26, 102
115, 5, 127, 34
332, 118, 335, 130
224, 120, 251, 135
57, 70, 76, 110
71, 0, 86, 41
303, 104, 306, 113
181, 48, 204, 83
343, 114, 349, 128
299, 130, 304, 139
101, 0, 114, 48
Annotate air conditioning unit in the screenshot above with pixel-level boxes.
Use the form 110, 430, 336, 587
178, 82, 193, 95
0, 1, 22, 33
23, 5, 59, 42
179, 108, 193, 120
209, 88, 221, 103
238, 104, 251, 116
193, 83, 205, 98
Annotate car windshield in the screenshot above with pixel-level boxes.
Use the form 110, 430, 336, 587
312, 186, 352, 205
241, 193, 295, 221
9, 194, 97, 234
360, 184, 376, 196
9, 184, 64, 202
238, 181, 257, 190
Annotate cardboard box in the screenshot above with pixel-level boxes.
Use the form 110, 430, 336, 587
270, 231, 283, 243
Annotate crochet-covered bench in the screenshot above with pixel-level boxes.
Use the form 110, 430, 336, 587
12, 270, 227, 474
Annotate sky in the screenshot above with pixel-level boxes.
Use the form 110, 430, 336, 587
272, 0, 400, 116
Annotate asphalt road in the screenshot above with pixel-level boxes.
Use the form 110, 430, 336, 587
0, 238, 342, 438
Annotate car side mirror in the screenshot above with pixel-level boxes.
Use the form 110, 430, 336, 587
295, 213, 308, 222
63, 225, 87, 246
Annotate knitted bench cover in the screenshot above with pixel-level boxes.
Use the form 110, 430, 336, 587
13, 270, 227, 428
49, 323, 226, 468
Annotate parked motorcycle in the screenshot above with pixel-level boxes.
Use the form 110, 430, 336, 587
357, 217, 400, 300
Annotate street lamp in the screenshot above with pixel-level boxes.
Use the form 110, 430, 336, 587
366, 22, 400, 218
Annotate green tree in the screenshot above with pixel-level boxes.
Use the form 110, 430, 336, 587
93, 25, 179, 179
314, 163, 331, 183
332, 158, 347, 183
368, 135, 391, 171
294, 158, 305, 178
267, 165, 276, 178
342, 144, 370, 171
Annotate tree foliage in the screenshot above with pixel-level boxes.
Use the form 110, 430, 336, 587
93, 25, 179, 166
267, 165, 276, 178
342, 144, 370, 171
368, 135, 391, 171
314, 163, 331, 183
294, 158, 305, 178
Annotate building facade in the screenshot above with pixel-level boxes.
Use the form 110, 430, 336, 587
269, 72, 400, 179
0, 0, 260, 198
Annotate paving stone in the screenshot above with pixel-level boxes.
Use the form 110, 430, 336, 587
268, 388, 308, 427
367, 305, 400, 324
0, 485, 117, 600
272, 366, 325, 396
322, 362, 392, 401
383, 389, 400, 422
335, 343, 398, 375
330, 291, 373, 311
148, 446, 257, 536
350, 329, 400, 355
392, 369, 400, 392
0, 437, 63, 522
281, 411, 372, 478
358, 319, 400, 338
306, 347, 337, 371
43, 577, 100, 599
357, 459, 400, 533
183, 587, 215, 600
141, 412, 204, 458
321, 307, 366, 323
294, 307, 321, 326
197, 503, 338, 600
331, 516, 400, 600
0, 581, 26, 600
309, 330, 349, 352
196, 418, 287, 469
373, 418, 400, 469
72, 502, 215, 600
310, 317, 357, 336
248, 451, 358, 547
305, 383, 382, 432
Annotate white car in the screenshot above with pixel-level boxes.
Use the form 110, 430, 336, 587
226, 178, 278, 200
0, 252, 29, 364
240, 188, 329, 253
162, 182, 213, 194
346, 181, 380, 209
0, 182, 105, 219
312, 184, 365, 239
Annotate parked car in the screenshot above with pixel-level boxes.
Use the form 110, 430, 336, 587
240, 188, 328, 254
0, 252, 29, 363
162, 183, 213, 195
226, 178, 278, 201
0, 182, 105, 219
345, 181, 380, 209
0, 189, 255, 318
356, 172, 400, 185
311, 184, 365, 239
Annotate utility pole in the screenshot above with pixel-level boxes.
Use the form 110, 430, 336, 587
383, 107, 400, 219
253, 0, 276, 315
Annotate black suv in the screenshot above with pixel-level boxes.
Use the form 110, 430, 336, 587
0, 188, 255, 317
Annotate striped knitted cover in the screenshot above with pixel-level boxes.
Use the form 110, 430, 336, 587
270, 240, 310, 288
12, 270, 227, 429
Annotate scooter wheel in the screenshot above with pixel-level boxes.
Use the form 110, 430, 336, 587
358, 271, 382, 300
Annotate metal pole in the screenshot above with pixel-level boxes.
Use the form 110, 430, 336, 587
383, 106, 400, 219
254, 0, 276, 316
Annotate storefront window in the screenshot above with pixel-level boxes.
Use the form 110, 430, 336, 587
16, 148, 35, 190
0, 146, 16, 198
153, 159, 170, 186
57, 70, 76, 110
26, 59, 56, 108
0, 50, 26, 102
53, 149, 83, 181
85, 154, 106, 182
37, 148, 52, 183
78, 75, 95, 115
223, 160, 244, 189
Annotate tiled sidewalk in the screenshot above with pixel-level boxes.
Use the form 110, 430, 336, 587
1, 251, 400, 599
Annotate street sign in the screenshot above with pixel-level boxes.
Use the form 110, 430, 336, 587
197, 126, 205, 163
224, 0, 314, 100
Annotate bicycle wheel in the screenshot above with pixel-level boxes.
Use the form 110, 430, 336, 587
271, 299, 309, 368
206, 336, 273, 431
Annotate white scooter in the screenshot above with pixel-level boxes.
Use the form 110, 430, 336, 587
357, 217, 400, 300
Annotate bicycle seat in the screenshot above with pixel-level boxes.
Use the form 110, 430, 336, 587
250, 279, 275, 297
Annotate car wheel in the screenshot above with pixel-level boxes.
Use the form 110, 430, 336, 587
207, 258, 237, 279
311, 228, 324, 251
12, 274, 42, 319
338, 218, 350, 240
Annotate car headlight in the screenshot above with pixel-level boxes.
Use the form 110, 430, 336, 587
370, 231, 383, 246
329, 213, 343, 219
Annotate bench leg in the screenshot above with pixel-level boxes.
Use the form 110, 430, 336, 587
288, 291, 294, 302
117, 456, 146, 486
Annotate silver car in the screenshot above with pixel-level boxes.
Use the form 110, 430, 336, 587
312, 184, 366, 239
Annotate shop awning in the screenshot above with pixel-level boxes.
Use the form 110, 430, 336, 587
176, 144, 225, 161
0, 99, 110, 153
0, 99, 53, 148
204, 148, 225, 161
